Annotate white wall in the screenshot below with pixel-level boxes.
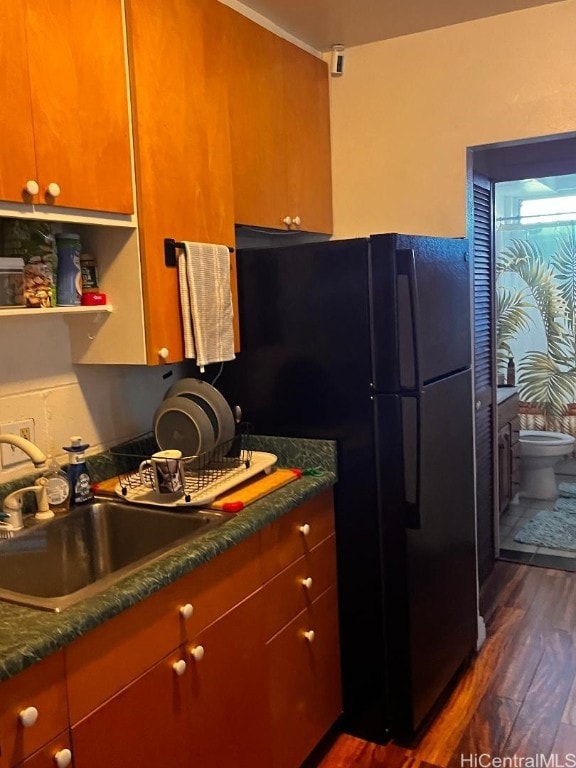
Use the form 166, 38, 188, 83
328, 0, 576, 239
0, 312, 187, 480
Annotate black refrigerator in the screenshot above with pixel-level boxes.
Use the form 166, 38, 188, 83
216, 233, 478, 744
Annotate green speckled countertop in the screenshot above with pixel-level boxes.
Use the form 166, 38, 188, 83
0, 436, 337, 682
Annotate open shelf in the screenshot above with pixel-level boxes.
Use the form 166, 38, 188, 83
0, 305, 112, 318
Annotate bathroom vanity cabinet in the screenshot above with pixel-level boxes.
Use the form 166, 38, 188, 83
497, 388, 520, 514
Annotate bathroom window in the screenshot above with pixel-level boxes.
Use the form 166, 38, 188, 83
520, 194, 576, 224
495, 174, 576, 436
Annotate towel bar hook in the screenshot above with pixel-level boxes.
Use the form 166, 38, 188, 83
164, 238, 234, 268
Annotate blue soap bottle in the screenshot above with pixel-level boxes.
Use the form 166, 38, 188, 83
64, 436, 94, 504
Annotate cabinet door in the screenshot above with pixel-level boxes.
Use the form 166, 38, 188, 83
126, 0, 236, 364
226, 8, 286, 229
267, 586, 342, 768
0, 1, 37, 205
71, 649, 193, 768
13, 734, 72, 768
0, 653, 68, 768
187, 590, 272, 768
25, 0, 133, 213
281, 39, 333, 235
227, 9, 333, 234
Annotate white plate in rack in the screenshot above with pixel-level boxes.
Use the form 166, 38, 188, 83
114, 451, 278, 508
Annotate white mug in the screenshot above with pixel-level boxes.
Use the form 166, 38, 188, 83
139, 450, 185, 494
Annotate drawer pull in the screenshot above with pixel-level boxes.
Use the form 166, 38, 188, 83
303, 630, 315, 643
301, 577, 313, 590
54, 748, 73, 768
190, 644, 205, 661
299, 523, 311, 537
179, 603, 194, 620
172, 659, 187, 677
19, 706, 39, 727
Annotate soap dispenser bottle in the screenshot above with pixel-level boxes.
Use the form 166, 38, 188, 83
507, 355, 516, 386
64, 436, 94, 504
44, 456, 71, 515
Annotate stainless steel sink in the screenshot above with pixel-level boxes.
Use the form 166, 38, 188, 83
0, 499, 228, 612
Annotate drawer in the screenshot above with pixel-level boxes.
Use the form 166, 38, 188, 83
260, 490, 335, 582
0, 652, 68, 768
66, 532, 261, 723
262, 535, 337, 640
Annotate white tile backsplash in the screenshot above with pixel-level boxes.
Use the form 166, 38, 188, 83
0, 316, 192, 480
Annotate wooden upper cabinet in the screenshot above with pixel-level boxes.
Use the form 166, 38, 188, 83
281, 39, 333, 235
125, 0, 237, 364
226, 9, 333, 234
225, 10, 286, 229
0, 1, 36, 206
0, 0, 133, 214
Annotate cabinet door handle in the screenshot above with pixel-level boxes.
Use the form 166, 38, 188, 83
299, 523, 311, 537
190, 644, 205, 661
54, 748, 73, 768
19, 706, 39, 727
292, 216, 301, 226
46, 182, 61, 198
172, 659, 187, 677
282, 216, 292, 227
303, 630, 315, 643
179, 603, 194, 620
158, 347, 170, 360
301, 577, 313, 590
24, 179, 40, 196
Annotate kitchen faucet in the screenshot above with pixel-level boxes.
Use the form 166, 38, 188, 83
0, 434, 52, 533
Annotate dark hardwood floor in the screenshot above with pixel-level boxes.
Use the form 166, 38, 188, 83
308, 561, 576, 767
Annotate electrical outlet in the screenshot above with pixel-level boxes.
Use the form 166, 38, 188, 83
0, 419, 36, 468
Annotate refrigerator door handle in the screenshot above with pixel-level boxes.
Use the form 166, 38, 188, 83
396, 249, 421, 390
401, 395, 421, 529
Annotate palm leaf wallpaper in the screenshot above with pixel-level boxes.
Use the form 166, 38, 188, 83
496, 224, 576, 428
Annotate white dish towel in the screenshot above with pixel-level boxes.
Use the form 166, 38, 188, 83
177, 241, 235, 371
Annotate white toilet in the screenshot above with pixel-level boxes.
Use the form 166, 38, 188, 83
519, 430, 575, 499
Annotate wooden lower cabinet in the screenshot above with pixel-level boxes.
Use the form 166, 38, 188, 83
187, 590, 272, 768
0, 652, 68, 768
14, 734, 72, 768
267, 587, 342, 768
3, 493, 340, 768
71, 591, 272, 768
71, 648, 192, 768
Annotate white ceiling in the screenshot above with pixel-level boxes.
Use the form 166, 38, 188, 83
235, 0, 566, 51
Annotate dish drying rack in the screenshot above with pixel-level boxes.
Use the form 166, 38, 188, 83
109, 431, 277, 508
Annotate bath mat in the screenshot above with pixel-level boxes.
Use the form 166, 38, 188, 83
558, 481, 576, 498
513, 505, 576, 551
554, 496, 576, 514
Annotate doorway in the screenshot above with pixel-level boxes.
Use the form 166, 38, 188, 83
469, 133, 576, 584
